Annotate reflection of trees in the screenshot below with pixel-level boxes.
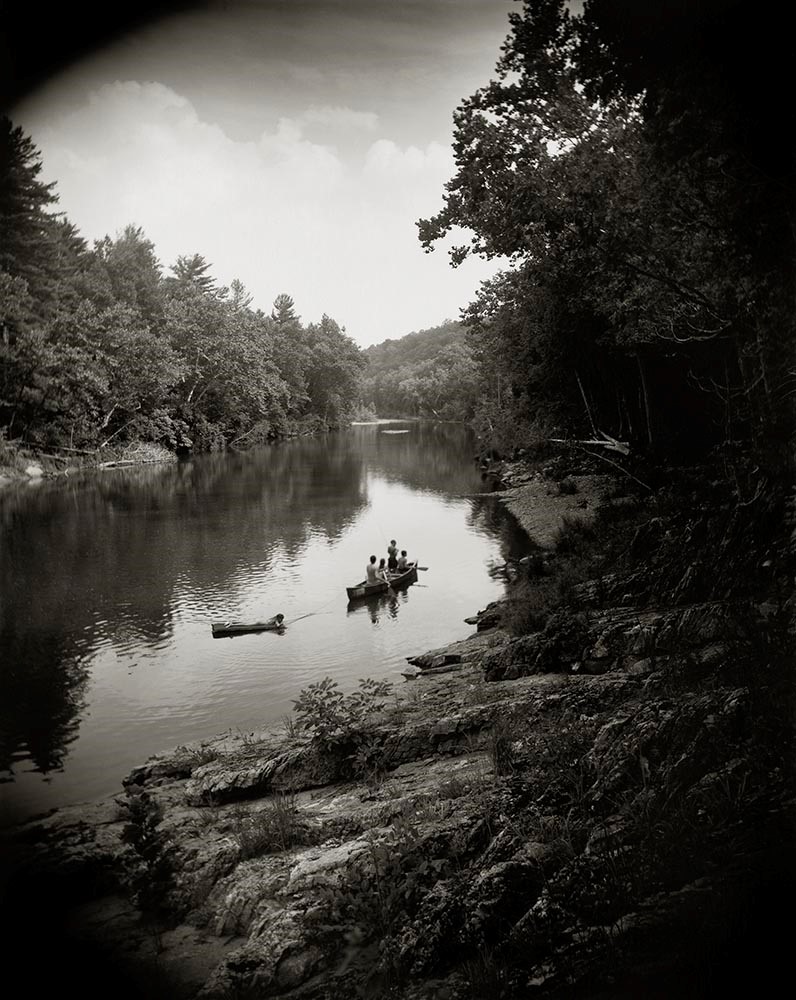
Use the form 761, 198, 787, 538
0, 629, 89, 777
0, 436, 368, 786
0, 424, 523, 793
466, 494, 536, 562
353, 422, 485, 496
0, 436, 368, 645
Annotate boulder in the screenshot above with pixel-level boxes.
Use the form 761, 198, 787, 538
421, 662, 464, 677
428, 653, 463, 670
481, 635, 540, 682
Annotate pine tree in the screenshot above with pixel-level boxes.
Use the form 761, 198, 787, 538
0, 116, 62, 318
271, 292, 298, 325
170, 253, 216, 293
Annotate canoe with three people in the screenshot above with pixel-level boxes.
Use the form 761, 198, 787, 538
346, 542, 418, 601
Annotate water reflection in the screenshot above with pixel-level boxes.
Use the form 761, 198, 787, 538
0, 630, 89, 779
0, 435, 369, 790
0, 422, 535, 825
466, 493, 536, 551
353, 422, 484, 497
346, 584, 414, 624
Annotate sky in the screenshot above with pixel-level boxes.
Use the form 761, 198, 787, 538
6, 0, 519, 347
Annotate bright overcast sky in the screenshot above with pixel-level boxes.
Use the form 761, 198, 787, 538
9, 0, 518, 347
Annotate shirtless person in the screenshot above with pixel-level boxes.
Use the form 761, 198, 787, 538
365, 555, 379, 584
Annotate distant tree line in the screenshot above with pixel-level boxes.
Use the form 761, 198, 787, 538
358, 320, 479, 421
0, 117, 365, 454
418, 0, 794, 468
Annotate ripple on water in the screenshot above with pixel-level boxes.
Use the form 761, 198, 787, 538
0, 426, 535, 823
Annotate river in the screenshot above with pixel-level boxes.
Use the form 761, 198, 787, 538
0, 421, 532, 827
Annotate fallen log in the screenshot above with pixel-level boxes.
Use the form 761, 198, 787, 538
550, 431, 630, 456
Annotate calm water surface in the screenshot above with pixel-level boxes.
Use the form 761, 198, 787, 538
0, 422, 532, 826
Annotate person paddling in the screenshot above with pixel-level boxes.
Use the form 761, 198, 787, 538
396, 550, 410, 571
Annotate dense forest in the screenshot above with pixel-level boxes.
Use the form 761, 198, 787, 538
359, 320, 479, 420
2, 0, 793, 477
0, 118, 365, 456
418, 0, 794, 472
1, 5, 795, 998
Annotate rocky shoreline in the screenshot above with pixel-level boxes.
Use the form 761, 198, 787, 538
2, 459, 793, 999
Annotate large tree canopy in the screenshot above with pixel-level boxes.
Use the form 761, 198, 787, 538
419, 0, 794, 461
0, 122, 365, 452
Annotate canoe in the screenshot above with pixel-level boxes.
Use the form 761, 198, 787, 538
211, 616, 285, 638
346, 563, 418, 601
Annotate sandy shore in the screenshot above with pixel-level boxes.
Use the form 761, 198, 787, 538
491, 471, 613, 548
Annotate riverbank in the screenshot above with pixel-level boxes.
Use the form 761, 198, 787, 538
0, 441, 177, 486
0, 419, 349, 487
2, 457, 793, 998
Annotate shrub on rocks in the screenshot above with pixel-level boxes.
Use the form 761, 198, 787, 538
229, 793, 320, 859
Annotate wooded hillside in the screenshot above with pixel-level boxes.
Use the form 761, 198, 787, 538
360, 320, 478, 420
0, 119, 365, 457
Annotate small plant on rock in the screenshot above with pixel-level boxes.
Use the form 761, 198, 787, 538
460, 945, 511, 998
488, 713, 524, 775
229, 791, 316, 858
119, 787, 172, 914
292, 676, 393, 745
316, 819, 449, 991
292, 676, 395, 780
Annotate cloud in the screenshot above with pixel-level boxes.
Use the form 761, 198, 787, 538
364, 138, 452, 176
26, 79, 499, 344
302, 105, 379, 131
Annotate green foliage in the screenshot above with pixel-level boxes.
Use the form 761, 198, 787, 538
169, 253, 216, 293
557, 476, 578, 495
459, 945, 511, 999
0, 428, 23, 469
359, 320, 478, 420
553, 514, 597, 555
271, 292, 297, 325
119, 787, 172, 913
350, 400, 378, 421
292, 676, 393, 747
315, 820, 449, 991
418, 0, 794, 463
0, 123, 367, 454
0, 115, 61, 319
291, 676, 397, 785
229, 792, 317, 858
92, 225, 165, 327
488, 713, 524, 776
302, 314, 366, 425
502, 576, 556, 637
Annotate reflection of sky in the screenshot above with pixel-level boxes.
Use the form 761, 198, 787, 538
0, 427, 533, 826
